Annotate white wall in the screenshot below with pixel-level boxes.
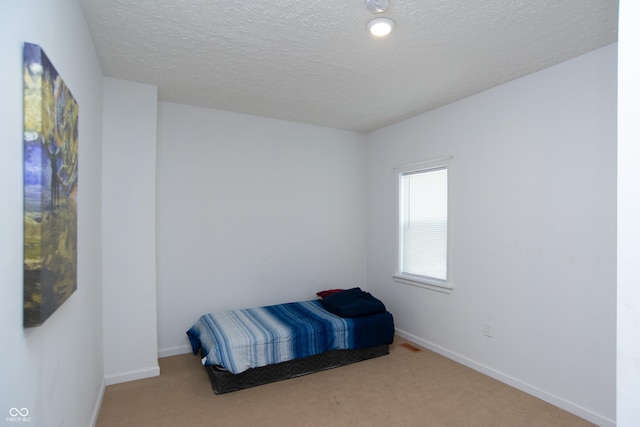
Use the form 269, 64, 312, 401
0, 0, 105, 426
366, 44, 617, 426
102, 78, 159, 384
156, 102, 367, 355
617, 1, 640, 425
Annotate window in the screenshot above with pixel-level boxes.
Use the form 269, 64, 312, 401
394, 157, 452, 292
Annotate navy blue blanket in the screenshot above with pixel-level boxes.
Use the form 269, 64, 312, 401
320, 287, 387, 318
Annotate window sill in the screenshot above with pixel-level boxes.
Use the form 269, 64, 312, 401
393, 275, 453, 294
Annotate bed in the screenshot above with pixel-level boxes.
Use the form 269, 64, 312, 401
186, 288, 395, 394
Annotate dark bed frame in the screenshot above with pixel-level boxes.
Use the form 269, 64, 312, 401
203, 344, 390, 394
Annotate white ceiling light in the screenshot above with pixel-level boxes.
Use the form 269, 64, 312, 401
365, 0, 394, 37
367, 17, 395, 37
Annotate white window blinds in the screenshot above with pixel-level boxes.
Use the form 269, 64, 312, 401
399, 166, 448, 283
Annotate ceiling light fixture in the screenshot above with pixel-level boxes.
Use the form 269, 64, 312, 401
367, 17, 395, 37
364, 0, 394, 37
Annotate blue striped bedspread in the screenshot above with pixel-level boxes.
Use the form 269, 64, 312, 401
186, 299, 394, 374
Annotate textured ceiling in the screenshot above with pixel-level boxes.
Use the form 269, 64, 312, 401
79, 0, 618, 133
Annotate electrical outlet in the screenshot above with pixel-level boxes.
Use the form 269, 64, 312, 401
483, 321, 494, 338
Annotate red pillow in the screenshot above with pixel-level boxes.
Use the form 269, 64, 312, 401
316, 289, 345, 299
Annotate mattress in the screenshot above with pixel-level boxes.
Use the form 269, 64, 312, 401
187, 299, 394, 375
205, 344, 390, 394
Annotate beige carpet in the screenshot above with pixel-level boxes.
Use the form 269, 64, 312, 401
96, 337, 594, 426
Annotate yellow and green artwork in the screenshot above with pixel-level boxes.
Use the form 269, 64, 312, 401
23, 42, 78, 327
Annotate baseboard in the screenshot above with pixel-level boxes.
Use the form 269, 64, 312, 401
90, 378, 105, 427
394, 329, 615, 427
104, 365, 160, 386
158, 344, 192, 358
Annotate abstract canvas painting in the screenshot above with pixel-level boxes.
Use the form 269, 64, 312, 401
23, 42, 78, 327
